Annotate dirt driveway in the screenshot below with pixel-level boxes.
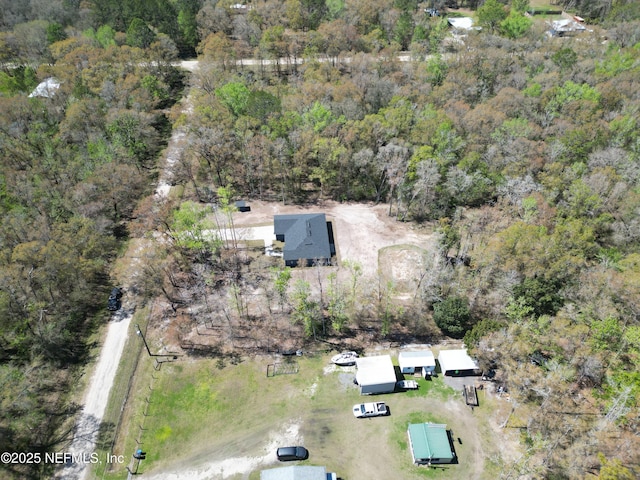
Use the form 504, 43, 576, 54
231, 200, 438, 278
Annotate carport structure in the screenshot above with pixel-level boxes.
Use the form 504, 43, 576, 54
437, 349, 481, 376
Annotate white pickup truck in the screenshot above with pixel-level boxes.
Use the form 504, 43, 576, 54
352, 401, 389, 418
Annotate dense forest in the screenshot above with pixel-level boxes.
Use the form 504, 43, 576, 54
1, 0, 640, 478
0, 2, 186, 478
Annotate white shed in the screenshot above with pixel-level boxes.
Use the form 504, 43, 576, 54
398, 351, 436, 377
437, 349, 481, 376
28, 78, 60, 98
447, 17, 481, 31
355, 355, 397, 395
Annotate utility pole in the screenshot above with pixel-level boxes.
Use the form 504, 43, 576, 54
135, 324, 153, 357
134, 323, 180, 364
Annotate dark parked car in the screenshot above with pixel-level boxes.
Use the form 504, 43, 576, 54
276, 446, 309, 461
107, 287, 123, 311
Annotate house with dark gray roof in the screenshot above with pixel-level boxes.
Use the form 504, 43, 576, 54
274, 214, 333, 267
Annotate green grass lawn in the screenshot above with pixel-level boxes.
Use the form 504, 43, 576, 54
146, 359, 309, 463
101, 352, 508, 479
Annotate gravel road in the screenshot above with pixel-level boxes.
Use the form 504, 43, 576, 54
54, 89, 191, 479
54, 314, 132, 480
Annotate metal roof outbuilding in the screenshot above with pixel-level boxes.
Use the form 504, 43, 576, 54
261, 466, 337, 480
355, 355, 397, 395
398, 350, 436, 375
407, 423, 455, 464
438, 349, 481, 376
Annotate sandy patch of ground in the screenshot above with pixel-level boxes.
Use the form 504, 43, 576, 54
229, 200, 437, 278
443, 375, 523, 472
322, 364, 356, 375
143, 422, 301, 480
304, 380, 319, 398
378, 244, 429, 294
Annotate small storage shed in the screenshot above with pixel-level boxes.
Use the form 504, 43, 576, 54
548, 18, 586, 37
407, 423, 455, 465
355, 355, 397, 395
398, 350, 436, 377
437, 349, 481, 376
29, 77, 60, 98
447, 17, 480, 32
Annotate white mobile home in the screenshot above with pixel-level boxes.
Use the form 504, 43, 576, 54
261, 466, 338, 480
398, 351, 436, 377
355, 355, 397, 395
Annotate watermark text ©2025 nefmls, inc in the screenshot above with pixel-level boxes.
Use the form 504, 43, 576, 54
1, 451, 126, 466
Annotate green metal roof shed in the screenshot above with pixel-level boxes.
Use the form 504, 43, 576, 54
407, 423, 455, 465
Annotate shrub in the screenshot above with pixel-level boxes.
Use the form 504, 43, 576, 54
433, 296, 472, 338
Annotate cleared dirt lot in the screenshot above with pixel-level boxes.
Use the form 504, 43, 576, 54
229, 200, 438, 278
